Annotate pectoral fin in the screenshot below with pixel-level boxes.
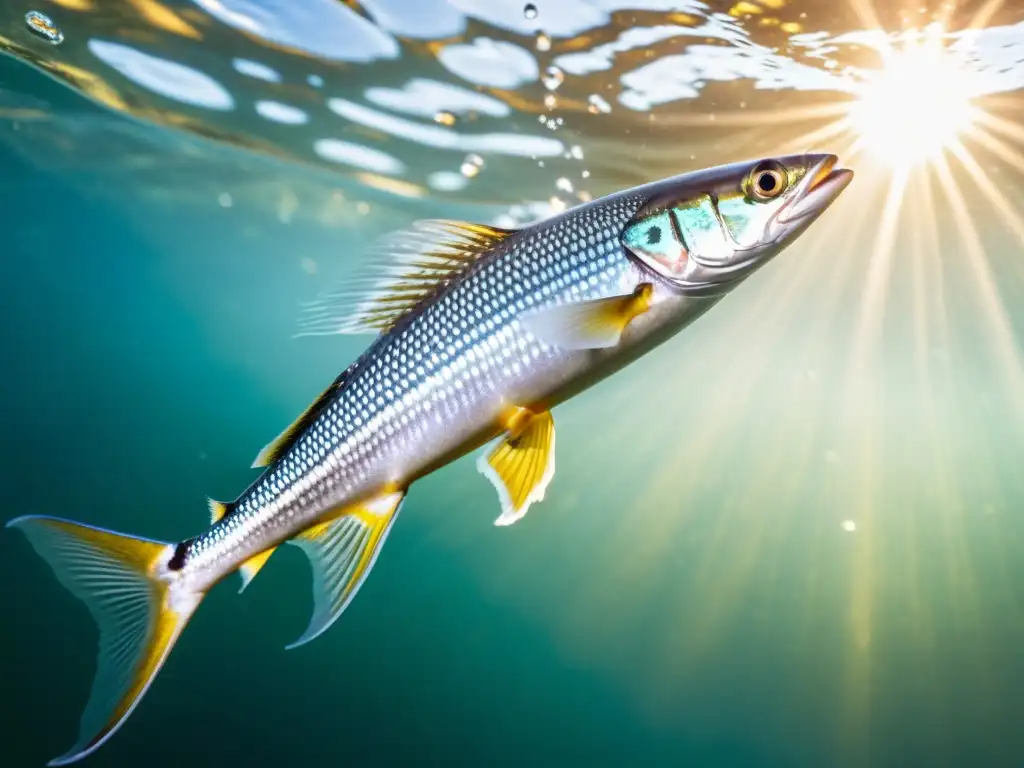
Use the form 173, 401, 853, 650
477, 408, 556, 526
285, 490, 406, 650
518, 283, 654, 350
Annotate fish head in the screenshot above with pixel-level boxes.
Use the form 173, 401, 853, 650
622, 153, 853, 294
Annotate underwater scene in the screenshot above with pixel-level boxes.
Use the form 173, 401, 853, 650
0, 1, 1021, 766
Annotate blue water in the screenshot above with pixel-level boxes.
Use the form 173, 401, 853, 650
1, 2, 1022, 767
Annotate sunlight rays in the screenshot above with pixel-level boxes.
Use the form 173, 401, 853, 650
949, 137, 1024, 248
424, 1, 1024, 748
849, 166, 910, 368
933, 152, 1024, 396
848, 38, 980, 168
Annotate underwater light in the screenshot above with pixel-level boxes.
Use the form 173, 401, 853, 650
848, 29, 979, 168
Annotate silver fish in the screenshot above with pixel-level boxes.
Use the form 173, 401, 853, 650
8, 153, 851, 765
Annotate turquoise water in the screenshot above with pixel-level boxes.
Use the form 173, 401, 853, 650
1, 2, 1022, 766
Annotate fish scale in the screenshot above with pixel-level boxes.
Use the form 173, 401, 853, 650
183, 193, 647, 579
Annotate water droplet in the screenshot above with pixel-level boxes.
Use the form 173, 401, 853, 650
542, 65, 564, 91
357, 201, 371, 216
301, 258, 318, 274
570, 144, 584, 160
434, 111, 456, 126
587, 93, 611, 114
25, 11, 63, 45
543, 93, 557, 110
218, 192, 233, 208
535, 31, 551, 52
460, 153, 484, 178
307, 74, 324, 88
549, 196, 566, 213
524, 3, 538, 20
555, 177, 574, 194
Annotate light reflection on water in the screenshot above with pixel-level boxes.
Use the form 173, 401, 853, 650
0, 2, 1022, 766
1, 1, 1022, 208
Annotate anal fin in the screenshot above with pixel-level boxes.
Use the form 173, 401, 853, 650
477, 408, 556, 526
519, 283, 654, 350
238, 547, 277, 593
285, 489, 407, 650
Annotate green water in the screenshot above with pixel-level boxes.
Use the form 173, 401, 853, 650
1, 2, 1022, 766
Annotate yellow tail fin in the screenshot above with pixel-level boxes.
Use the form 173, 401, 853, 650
7, 515, 203, 766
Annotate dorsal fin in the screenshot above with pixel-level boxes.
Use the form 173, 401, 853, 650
252, 382, 335, 468
296, 219, 516, 337
208, 498, 232, 525
251, 361, 362, 468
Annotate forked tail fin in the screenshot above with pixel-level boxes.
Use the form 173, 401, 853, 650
7, 515, 204, 766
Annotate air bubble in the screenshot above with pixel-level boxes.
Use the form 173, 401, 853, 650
460, 153, 484, 178
542, 65, 564, 91
25, 11, 63, 45
587, 94, 611, 114
535, 31, 551, 52
524, 3, 538, 19
434, 111, 456, 126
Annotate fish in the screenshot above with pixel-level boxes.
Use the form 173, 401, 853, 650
8, 153, 852, 765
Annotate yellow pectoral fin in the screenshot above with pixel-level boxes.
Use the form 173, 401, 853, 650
518, 283, 654, 350
285, 489, 407, 650
477, 409, 556, 526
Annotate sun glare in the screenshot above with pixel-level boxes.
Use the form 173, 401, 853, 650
848, 29, 979, 168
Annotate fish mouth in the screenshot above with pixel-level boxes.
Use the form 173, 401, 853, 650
777, 154, 854, 225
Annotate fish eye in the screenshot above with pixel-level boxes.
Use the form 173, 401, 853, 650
747, 161, 788, 202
